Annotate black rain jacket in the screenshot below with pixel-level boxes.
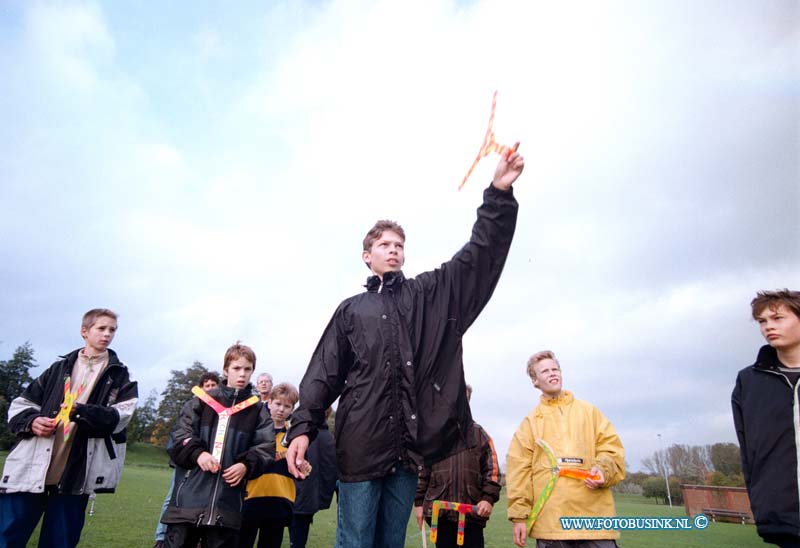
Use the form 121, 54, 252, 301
162, 384, 275, 530
733, 345, 800, 540
288, 184, 517, 482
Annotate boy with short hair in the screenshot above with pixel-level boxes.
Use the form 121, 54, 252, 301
733, 289, 800, 547
286, 151, 525, 548
161, 343, 274, 548
153, 372, 221, 548
238, 383, 301, 548
0, 308, 138, 548
507, 350, 624, 548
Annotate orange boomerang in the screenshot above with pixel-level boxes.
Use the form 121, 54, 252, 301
191, 386, 259, 463
459, 90, 519, 190
54, 376, 85, 441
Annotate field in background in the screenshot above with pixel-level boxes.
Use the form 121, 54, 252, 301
1, 446, 764, 547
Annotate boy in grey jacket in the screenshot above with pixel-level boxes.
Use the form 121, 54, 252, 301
0, 308, 138, 548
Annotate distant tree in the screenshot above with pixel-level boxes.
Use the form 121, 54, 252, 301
641, 451, 668, 478
0, 342, 37, 449
642, 476, 667, 504
0, 342, 36, 402
127, 389, 159, 444
708, 470, 745, 487
710, 442, 742, 477
666, 443, 710, 484
151, 361, 210, 446
642, 475, 685, 505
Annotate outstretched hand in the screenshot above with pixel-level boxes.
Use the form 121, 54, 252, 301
492, 144, 524, 191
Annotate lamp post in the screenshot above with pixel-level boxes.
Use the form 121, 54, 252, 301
657, 434, 673, 508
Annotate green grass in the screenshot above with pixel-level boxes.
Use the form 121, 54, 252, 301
1, 447, 766, 547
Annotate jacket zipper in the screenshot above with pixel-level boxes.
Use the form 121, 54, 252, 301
206, 388, 240, 525
761, 368, 800, 520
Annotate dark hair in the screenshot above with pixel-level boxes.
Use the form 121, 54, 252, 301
751, 289, 800, 320
200, 372, 220, 386
362, 220, 405, 252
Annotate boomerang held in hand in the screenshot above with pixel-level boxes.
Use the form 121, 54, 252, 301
54, 376, 85, 441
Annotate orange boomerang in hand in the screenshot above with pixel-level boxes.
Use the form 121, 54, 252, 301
459, 90, 519, 190
559, 468, 602, 482
54, 376, 85, 441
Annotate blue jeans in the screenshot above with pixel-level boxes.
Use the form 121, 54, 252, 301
0, 491, 89, 548
154, 470, 177, 542
335, 468, 417, 548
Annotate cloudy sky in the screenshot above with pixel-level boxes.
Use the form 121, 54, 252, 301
1, 0, 798, 472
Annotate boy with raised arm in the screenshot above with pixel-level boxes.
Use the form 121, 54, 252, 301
285, 150, 524, 548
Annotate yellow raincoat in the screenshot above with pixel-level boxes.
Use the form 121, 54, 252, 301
506, 391, 625, 541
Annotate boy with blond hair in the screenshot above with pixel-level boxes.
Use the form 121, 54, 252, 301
733, 289, 800, 547
0, 308, 138, 548
239, 383, 301, 548
507, 350, 624, 548
161, 343, 274, 547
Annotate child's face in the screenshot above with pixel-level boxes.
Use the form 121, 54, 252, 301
202, 379, 218, 391
362, 230, 405, 278
80, 315, 117, 355
268, 397, 294, 427
532, 358, 562, 397
225, 356, 254, 390
757, 304, 800, 351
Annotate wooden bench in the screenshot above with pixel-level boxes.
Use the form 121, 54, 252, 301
702, 507, 749, 524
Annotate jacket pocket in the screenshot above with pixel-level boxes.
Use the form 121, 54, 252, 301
84, 437, 126, 493
1, 436, 53, 493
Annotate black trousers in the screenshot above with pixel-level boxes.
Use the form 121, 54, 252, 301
163, 523, 237, 548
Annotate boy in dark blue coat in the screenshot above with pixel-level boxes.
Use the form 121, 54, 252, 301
733, 289, 800, 548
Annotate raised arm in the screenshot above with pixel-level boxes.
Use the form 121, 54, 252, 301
420, 151, 523, 333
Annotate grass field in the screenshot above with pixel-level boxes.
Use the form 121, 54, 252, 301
2, 445, 765, 547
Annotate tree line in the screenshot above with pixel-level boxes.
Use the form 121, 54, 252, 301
613, 442, 744, 505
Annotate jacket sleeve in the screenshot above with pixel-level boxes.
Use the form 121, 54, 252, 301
70, 379, 138, 438
591, 407, 625, 488
478, 427, 502, 505
7, 361, 60, 436
417, 184, 518, 334
168, 398, 208, 470
238, 405, 276, 478
506, 416, 536, 522
288, 306, 354, 444
732, 372, 750, 484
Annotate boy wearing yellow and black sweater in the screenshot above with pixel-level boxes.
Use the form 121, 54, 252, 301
238, 383, 300, 548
